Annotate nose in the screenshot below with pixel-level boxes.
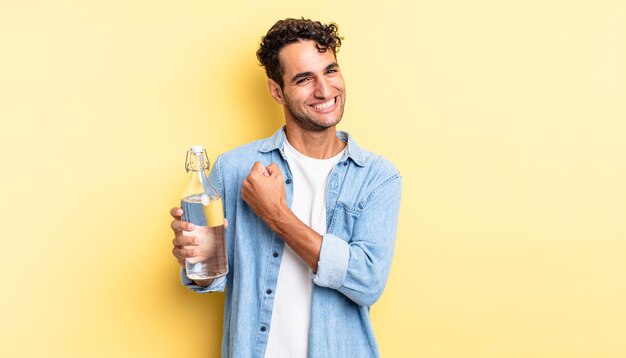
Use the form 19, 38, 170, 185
314, 77, 331, 99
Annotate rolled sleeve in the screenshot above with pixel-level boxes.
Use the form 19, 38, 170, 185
313, 233, 350, 289
317, 172, 401, 307
179, 268, 226, 293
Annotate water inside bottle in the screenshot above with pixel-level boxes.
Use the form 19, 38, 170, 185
181, 194, 228, 279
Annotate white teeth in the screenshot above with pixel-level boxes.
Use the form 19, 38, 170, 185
311, 97, 335, 110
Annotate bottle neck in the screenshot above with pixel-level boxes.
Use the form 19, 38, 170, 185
187, 152, 209, 172
182, 150, 219, 199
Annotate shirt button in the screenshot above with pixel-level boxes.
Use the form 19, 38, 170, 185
273, 252, 279, 258
285, 178, 292, 184
343, 162, 348, 166
266, 289, 272, 295
260, 326, 267, 332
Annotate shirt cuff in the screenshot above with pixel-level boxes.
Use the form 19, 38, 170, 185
313, 233, 350, 289
179, 268, 226, 293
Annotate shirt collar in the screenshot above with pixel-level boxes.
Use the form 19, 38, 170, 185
259, 126, 366, 167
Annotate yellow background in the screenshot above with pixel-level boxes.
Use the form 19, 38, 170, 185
1, 1, 625, 357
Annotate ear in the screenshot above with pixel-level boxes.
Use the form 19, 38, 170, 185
268, 78, 286, 105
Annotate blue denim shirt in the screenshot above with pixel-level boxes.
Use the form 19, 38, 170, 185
181, 127, 402, 357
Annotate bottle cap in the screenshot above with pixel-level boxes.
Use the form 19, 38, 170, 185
190, 145, 204, 154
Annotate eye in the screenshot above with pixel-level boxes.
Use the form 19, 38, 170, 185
326, 65, 340, 75
296, 77, 311, 85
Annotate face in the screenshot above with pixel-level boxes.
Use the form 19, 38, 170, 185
269, 40, 346, 132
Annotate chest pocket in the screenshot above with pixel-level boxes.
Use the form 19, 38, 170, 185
328, 201, 363, 242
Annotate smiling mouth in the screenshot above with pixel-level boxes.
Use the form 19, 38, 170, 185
310, 96, 337, 111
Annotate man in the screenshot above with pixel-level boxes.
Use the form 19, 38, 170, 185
170, 18, 401, 357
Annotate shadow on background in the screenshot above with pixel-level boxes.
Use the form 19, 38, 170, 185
226, 41, 285, 142
161, 35, 283, 356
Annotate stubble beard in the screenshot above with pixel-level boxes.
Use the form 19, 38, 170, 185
283, 94, 345, 132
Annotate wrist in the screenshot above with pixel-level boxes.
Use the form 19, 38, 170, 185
265, 201, 292, 233
193, 278, 214, 287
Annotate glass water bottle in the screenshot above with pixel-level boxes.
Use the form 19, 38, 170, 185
181, 145, 228, 280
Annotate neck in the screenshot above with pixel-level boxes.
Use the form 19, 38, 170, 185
284, 124, 346, 159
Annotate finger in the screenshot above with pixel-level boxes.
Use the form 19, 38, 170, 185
171, 220, 196, 232
172, 247, 199, 259
224, 218, 229, 229
172, 236, 200, 247
170, 207, 183, 219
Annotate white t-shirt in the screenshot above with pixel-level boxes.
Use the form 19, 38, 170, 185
264, 139, 344, 358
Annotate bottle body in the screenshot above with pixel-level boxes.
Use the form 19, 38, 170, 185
182, 194, 228, 280
181, 146, 228, 280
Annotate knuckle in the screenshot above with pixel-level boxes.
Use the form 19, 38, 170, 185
178, 235, 190, 245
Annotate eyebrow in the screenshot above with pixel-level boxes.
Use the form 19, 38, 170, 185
290, 62, 339, 83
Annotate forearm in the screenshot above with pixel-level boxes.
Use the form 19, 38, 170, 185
264, 204, 322, 272
241, 162, 322, 271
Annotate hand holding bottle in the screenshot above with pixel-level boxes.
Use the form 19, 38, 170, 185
170, 207, 198, 267
170, 206, 229, 266
177, 146, 228, 280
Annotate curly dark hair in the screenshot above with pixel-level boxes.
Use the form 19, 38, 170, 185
257, 18, 343, 89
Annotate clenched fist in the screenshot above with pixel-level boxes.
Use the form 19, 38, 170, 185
241, 162, 288, 227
